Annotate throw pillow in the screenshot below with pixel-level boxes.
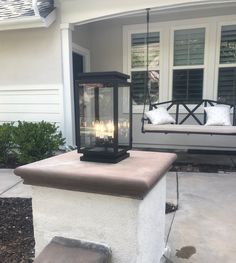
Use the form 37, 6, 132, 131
204, 106, 232, 126
145, 107, 175, 125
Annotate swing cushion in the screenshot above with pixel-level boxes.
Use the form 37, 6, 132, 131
145, 107, 175, 125
144, 124, 236, 134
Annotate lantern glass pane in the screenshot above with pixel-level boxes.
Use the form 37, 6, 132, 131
79, 84, 115, 153
118, 86, 130, 149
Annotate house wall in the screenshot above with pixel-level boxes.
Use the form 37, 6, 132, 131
74, 8, 236, 150
88, 20, 123, 72
1, 0, 235, 149
0, 19, 63, 128
72, 24, 91, 50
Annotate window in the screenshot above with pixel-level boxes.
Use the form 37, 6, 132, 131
218, 25, 236, 104
131, 32, 160, 105
124, 16, 236, 112
172, 28, 205, 103
173, 69, 203, 102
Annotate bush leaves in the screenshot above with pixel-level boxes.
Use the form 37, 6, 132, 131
0, 121, 65, 167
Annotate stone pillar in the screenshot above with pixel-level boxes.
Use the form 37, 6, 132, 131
14, 150, 177, 263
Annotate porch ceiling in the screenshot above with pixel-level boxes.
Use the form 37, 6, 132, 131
59, 0, 236, 25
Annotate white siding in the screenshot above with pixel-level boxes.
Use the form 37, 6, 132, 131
0, 19, 64, 131
0, 85, 63, 127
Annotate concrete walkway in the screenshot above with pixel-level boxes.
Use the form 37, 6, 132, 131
0, 169, 31, 198
1, 169, 236, 262
165, 172, 236, 263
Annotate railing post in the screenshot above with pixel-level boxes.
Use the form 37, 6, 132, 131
233, 106, 236, 126
176, 103, 179, 124
204, 100, 207, 124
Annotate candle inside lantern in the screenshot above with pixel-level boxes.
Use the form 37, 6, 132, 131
107, 121, 114, 138
93, 120, 114, 140
99, 121, 105, 139
118, 120, 130, 137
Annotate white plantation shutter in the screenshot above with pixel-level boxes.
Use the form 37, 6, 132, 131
218, 68, 236, 104
131, 32, 160, 105
173, 69, 203, 103
172, 28, 205, 102
131, 32, 160, 69
218, 25, 236, 104
220, 25, 236, 64
174, 28, 205, 66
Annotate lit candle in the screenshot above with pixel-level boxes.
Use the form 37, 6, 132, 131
107, 121, 114, 138
99, 121, 105, 139
94, 121, 100, 138
93, 120, 115, 140
123, 120, 129, 129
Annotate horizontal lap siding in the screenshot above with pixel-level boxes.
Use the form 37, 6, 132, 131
0, 85, 62, 127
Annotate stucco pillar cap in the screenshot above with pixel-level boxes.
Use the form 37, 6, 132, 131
14, 150, 176, 199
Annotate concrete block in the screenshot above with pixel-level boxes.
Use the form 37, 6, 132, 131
32, 176, 166, 263
34, 236, 111, 263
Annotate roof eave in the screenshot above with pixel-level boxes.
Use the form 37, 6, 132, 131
0, 9, 56, 31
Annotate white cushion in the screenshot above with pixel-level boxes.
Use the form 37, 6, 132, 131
145, 107, 175, 125
144, 124, 236, 134
216, 104, 231, 109
204, 106, 232, 126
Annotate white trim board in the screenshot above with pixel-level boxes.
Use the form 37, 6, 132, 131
60, 24, 76, 146
0, 84, 60, 91
72, 43, 91, 72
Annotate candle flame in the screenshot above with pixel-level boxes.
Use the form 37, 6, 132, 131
93, 120, 114, 139
92, 120, 129, 139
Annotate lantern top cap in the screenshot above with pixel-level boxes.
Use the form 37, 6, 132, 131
77, 71, 130, 84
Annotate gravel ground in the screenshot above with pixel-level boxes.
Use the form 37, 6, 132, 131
0, 198, 35, 263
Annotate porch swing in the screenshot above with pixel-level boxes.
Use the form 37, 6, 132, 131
141, 9, 236, 136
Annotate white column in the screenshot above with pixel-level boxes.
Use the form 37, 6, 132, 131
60, 23, 75, 147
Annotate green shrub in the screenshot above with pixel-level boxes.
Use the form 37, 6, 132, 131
0, 123, 16, 165
13, 121, 65, 164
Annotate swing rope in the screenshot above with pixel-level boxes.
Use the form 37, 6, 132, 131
142, 8, 151, 132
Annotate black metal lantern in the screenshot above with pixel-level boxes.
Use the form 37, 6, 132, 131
74, 71, 132, 163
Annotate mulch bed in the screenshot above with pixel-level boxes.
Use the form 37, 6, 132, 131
0, 198, 35, 263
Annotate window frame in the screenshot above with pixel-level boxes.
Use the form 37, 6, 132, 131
130, 32, 160, 106
123, 14, 236, 114
123, 23, 165, 113
169, 24, 209, 103
214, 20, 236, 101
